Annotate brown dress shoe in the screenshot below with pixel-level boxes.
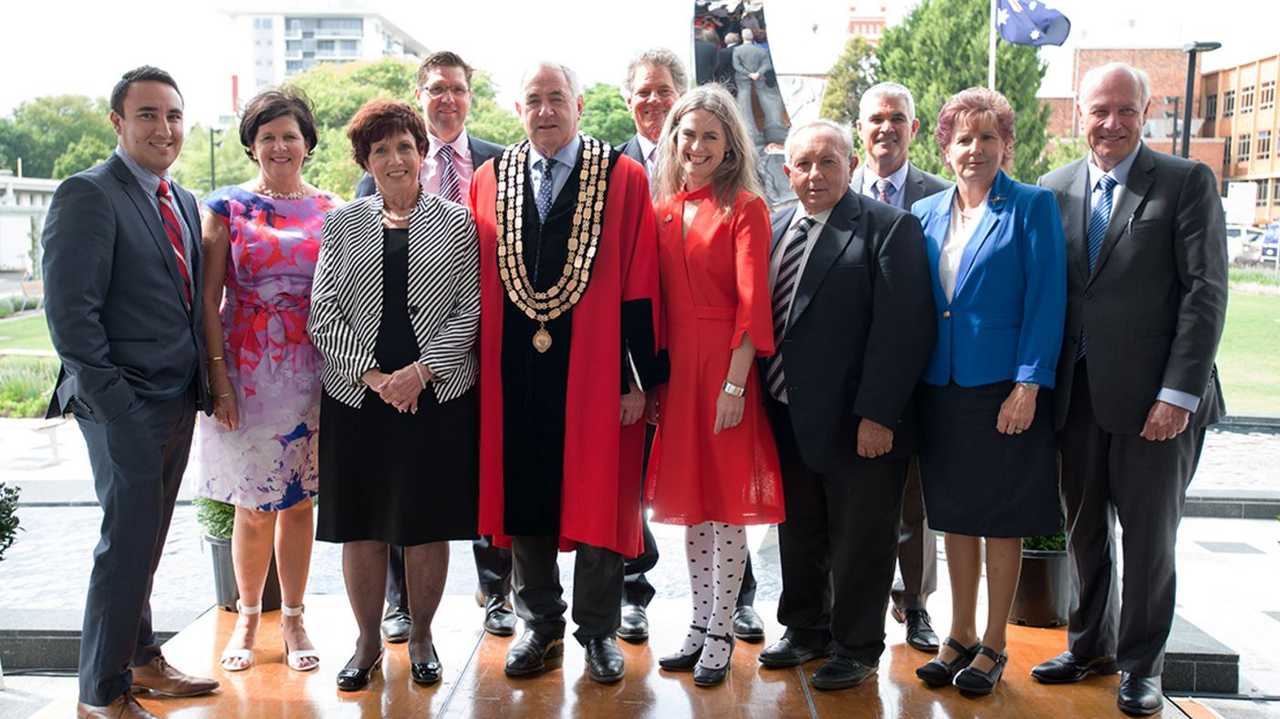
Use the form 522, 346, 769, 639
130, 655, 219, 697
77, 692, 158, 718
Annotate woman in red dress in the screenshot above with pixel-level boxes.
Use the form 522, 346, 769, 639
646, 84, 783, 686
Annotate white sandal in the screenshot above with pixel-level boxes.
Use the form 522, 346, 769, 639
219, 601, 261, 672
281, 604, 320, 672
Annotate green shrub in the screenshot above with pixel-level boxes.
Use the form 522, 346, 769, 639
194, 497, 236, 539
0, 298, 12, 319
0, 356, 58, 418
0, 482, 20, 561
1023, 533, 1067, 552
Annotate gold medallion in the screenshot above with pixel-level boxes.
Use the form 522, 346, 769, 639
532, 326, 552, 353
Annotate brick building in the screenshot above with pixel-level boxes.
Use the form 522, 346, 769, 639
1201, 52, 1280, 224
848, 3, 888, 46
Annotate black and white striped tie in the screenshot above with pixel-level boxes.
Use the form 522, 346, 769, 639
437, 143, 462, 204
765, 216, 816, 399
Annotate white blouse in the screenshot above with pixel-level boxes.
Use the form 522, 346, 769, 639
939, 192, 988, 303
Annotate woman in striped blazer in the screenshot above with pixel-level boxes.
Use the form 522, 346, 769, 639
307, 99, 481, 691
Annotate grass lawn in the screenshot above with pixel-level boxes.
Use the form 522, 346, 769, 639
0, 312, 53, 352
1217, 289, 1280, 417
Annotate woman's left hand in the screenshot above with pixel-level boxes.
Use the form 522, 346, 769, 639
378, 364, 426, 414
713, 391, 746, 434
996, 384, 1038, 435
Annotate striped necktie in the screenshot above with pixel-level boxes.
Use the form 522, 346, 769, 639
1078, 174, 1117, 359
764, 216, 816, 399
437, 143, 462, 204
156, 179, 192, 306
535, 158, 557, 221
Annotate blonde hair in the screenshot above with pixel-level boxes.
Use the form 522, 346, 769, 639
653, 84, 762, 209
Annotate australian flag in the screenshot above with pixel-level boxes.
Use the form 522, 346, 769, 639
997, 0, 1071, 47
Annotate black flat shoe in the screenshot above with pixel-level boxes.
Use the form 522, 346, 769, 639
585, 636, 625, 684
1030, 651, 1119, 684
732, 606, 765, 642
616, 604, 649, 643
758, 635, 826, 668
692, 633, 734, 687
410, 643, 441, 686
1117, 673, 1163, 716
336, 649, 384, 692
504, 630, 564, 677
953, 645, 1007, 696
482, 595, 517, 637
380, 608, 411, 644
916, 637, 980, 687
904, 609, 940, 653
658, 624, 706, 671
811, 655, 877, 691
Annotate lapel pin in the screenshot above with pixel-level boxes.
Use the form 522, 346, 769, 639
663, 214, 673, 223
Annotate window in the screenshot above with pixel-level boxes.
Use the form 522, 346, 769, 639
1241, 85, 1255, 113
1273, 179, 1280, 202
1262, 81, 1276, 110
1238, 133, 1251, 162
1224, 90, 1235, 117
1224, 136, 1231, 165
1205, 93, 1218, 120
1257, 179, 1270, 206
1259, 130, 1272, 160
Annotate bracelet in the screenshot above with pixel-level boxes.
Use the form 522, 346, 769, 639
210, 356, 225, 362
722, 381, 746, 397
1017, 382, 1039, 391
217, 392, 232, 399
412, 362, 427, 389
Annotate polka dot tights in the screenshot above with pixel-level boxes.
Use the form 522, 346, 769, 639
680, 521, 746, 671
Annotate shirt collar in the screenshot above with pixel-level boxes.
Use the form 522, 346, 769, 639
636, 134, 659, 163
862, 160, 910, 197
529, 134, 582, 171
114, 145, 167, 195
428, 130, 470, 159
794, 206, 834, 231
1087, 142, 1142, 191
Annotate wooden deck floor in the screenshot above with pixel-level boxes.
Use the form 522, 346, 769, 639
37, 595, 1190, 718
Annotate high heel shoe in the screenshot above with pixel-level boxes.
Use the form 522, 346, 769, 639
281, 604, 319, 672
218, 601, 260, 672
953, 645, 1008, 695
916, 637, 980, 687
692, 633, 735, 687
411, 643, 442, 686
658, 624, 707, 672
335, 649, 384, 692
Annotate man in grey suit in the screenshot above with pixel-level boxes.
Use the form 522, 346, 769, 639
43, 66, 217, 719
732, 28, 786, 146
850, 82, 949, 655
1032, 62, 1228, 717
353, 51, 511, 643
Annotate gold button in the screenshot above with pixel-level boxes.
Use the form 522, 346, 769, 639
942, 310, 952, 319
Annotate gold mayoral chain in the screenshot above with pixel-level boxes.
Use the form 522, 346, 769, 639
495, 135, 611, 353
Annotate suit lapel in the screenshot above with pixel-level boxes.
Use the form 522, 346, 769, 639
109, 155, 191, 309
1092, 145, 1154, 283
919, 188, 952, 311
903, 164, 927, 209
788, 191, 858, 330
1057, 159, 1090, 292
771, 206, 796, 256
953, 171, 1010, 298
850, 167, 864, 198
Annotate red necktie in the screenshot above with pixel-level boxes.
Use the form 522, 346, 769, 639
156, 179, 192, 306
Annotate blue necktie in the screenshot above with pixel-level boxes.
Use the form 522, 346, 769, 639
1078, 174, 1117, 359
535, 158, 556, 222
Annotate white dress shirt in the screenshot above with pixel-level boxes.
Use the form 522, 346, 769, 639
636, 134, 659, 179
859, 161, 911, 210
939, 193, 987, 303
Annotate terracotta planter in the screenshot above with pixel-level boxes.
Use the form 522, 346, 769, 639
1010, 549, 1072, 627
204, 534, 282, 612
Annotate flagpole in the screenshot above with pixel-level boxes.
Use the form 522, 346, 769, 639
988, 0, 998, 89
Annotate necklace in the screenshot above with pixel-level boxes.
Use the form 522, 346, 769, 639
254, 183, 309, 200
381, 190, 422, 223
495, 135, 611, 353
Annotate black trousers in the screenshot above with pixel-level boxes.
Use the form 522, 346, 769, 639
622, 424, 758, 608
387, 537, 511, 611
770, 400, 907, 665
891, 457, 937, 611
75, 393, 195, 706
511, 535, 623, 644
1060, 362, 1205, 677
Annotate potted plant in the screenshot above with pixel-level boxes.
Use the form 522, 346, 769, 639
0, 482, 21, 562
1010, 531, 1072, 627
195, 498, 281, 612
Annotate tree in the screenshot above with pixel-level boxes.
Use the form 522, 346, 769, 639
0, 95, 115, 179
171, 125, 257, 197
820, 36, 879, 129
52, 135, 113, 179
876, 0, 1050, 183
467, 71, 524, 147
579, 83, 634, 147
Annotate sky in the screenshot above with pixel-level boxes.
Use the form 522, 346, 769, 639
2, 0, 1278, 123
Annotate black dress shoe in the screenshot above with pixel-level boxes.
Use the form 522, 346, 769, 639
1117, 673, 1163, 716
380, 608, 411, 644
916, 637, 980, 687
336, 650, 384, 692
658, 625, 706, 671
758, 636, 826, 668
584, 636, 625, 684
904, 609, 940, 652
504, 631, 563, 677
616, 604, 648, 643
482, 595, 517, 637
1030, 651, 1120, 684
410, 643, 441, 686
811, 655, 877, 691
732, 606, 766, 642
953, 645, 1007, 696
692, 633, 734, 687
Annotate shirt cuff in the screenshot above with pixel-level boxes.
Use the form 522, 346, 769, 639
1156, 387, 1200, 413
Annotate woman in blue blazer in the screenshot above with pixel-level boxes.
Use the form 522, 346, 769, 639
910, 88, 1066, 695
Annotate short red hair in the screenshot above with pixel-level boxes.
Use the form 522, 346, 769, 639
935, 87, 1016, 169
346, 99, 429, 171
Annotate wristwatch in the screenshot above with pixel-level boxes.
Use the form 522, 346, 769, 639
1017, 382, 1039, 391
722, 381, 746, 397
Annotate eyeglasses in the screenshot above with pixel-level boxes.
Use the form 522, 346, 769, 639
421, 84, 470, 99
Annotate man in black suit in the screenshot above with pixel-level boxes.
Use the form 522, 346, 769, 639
354, 51, 510, 643
1032, 62, 1228, 717
714, 32, 740, 93
757, 120, 935, 690
44, 66, 218, 719
694, 28, 719, 86
850, 81, 950, 654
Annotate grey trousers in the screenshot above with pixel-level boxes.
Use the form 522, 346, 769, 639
891, 458, 938, 612
511, 535, 623, 644
74, 393, 195, 706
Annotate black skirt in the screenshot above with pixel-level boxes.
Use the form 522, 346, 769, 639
315, 227, 479, 545
918, 381, 1061, 538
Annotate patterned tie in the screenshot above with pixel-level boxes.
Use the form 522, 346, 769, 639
156, 180, 192, 306
876, 178, 893, 205
535, 158, 557, 222
765, 216, 816, 399
437, 143, 462, 204
1078, 174, 1118, 359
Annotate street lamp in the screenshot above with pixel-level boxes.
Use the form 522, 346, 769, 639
1181, 40, 1222, 159
209, 127, 224, 193
1164, 95, 1181, 157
